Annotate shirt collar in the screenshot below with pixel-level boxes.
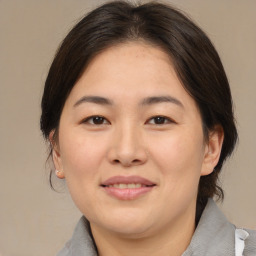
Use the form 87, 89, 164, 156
182, 198, 236, 256
60, 199, 238, 256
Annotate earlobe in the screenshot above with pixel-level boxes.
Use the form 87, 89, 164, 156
49, 130, 65, 179
55, 169, 65, 179
201, 125, 224, 176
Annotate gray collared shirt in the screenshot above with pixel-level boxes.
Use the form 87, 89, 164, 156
56, 199, 256, 256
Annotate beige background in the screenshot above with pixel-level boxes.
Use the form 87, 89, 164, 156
0, 0, 255, 255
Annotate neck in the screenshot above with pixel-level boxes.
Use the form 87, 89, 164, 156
90, 205, 196, 256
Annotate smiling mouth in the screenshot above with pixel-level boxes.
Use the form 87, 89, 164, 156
100, 176, 156, 200
101, 183, 155, 189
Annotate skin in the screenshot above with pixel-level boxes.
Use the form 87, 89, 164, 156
52, 42, 224, 256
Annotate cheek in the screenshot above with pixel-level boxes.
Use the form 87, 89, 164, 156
59, 130, 107, 178
148, 129, 205, 186
58, 130, 109, 214
152, 131, 203, 161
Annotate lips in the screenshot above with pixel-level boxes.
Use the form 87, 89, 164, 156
101, 176, 156, 200
101, 175, 155, 186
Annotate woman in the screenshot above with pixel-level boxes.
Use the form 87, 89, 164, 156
40, 1, 256, 255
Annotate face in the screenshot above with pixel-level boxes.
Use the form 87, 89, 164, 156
52, 42, 222, 238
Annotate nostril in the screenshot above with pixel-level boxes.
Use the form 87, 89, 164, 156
112, 158, 143, 166
111, 157, 144, 167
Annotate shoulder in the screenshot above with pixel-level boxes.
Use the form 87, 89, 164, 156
243, 228, 256, 255
56, 216, 97, 256
183, 199, 255, 256
56, 240, 71, 256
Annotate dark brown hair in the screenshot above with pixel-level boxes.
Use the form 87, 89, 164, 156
40, 1, 238, 211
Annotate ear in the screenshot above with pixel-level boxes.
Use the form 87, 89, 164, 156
49, 130, 65, 179
201, 125, 224, 176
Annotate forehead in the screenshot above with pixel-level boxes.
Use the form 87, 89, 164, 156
65, 42, 197, 110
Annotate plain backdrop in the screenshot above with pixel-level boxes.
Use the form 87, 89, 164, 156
0, 0, 255, 255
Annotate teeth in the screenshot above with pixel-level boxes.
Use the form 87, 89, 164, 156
108, 183, 143, 189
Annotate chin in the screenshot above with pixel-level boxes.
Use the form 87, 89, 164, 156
107, 221, 152, 237
93, 207, 155, 237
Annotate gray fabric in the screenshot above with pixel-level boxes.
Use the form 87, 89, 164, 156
56, 199, 256, 256
182, 199, 236, 256
244, 228, 256, 256
56, 218, 97, 256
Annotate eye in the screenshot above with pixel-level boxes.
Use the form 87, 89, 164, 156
82, 115, 110, 125
147, 116, 174, 125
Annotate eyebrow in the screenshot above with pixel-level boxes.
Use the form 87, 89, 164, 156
73, 95, 184, 108
73, 96, 113, 107
140, 96, 184, 108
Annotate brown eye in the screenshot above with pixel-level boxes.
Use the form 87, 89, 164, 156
147, 116, 173, 125
153, 116, 166, 124
83, 116, 109, 125
92, 116, 105, 124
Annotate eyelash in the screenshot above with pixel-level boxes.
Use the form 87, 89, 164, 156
82, 115, 175, 126
146, 116, 174, 125
82, 115, 110, 125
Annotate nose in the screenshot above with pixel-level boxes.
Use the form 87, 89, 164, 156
107, 125, 148, 167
